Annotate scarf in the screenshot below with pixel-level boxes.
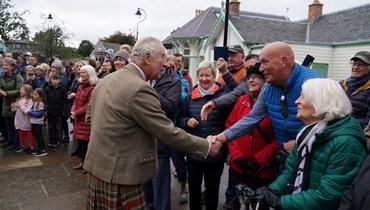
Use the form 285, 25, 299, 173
198, 83, 216, 97
346, 73, 370, 94
289, 120, 327, 194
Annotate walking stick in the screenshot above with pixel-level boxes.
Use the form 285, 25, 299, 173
255, 202, 260, 210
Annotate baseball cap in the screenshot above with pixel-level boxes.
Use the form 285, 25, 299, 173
228, 45, 244, 54
25, 52, 32, 56
351, 51, 370, 64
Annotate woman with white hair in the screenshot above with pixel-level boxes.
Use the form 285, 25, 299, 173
70, 65, 99, 174
68, 60, 88, 156
252, 78, 367, 210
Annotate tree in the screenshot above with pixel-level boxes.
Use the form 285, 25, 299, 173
77, 40, 94, 57
33, 25, 72, 59
102, 31, 135, 46
0, 0, 29, 41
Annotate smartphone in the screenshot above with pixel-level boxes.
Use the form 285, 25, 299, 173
214, 46, 228, 61
302, 54, 315, 67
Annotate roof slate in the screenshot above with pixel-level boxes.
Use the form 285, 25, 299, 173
164, 3, 370, 45
308, 4, 370, 43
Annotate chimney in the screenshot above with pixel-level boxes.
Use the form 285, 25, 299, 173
229, 0, 241, 14
308, 0, 323, 20
195, 9, 203, 16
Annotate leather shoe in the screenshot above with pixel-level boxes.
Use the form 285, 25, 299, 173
7, 143, 19, 150
73, 162, 83, 170
1, 142, 13, 148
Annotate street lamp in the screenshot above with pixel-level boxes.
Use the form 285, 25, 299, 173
47, 13, 53, 60
135, 8, 147, 41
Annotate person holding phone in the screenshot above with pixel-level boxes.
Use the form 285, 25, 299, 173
216, 45, 246, 85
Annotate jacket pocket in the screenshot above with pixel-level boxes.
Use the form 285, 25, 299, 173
138, 150, 155, 164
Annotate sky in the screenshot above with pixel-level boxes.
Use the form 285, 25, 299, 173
11, 0, 370, 48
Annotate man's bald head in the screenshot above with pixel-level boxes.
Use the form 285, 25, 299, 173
259, 42, 296, 87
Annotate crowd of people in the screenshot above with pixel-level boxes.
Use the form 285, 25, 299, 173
0, 37, 369, 210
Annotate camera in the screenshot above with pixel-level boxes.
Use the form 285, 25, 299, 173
27, 73, 34, 76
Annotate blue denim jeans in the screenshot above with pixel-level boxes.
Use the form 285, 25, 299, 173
143, 158, 171, 210
170, 149, 187, 183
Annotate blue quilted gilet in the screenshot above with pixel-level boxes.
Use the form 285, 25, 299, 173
264, 63, 324, 145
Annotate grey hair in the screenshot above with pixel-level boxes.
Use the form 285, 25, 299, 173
196, 60, 216, 77
51, 60, 65, 74
79, 65, 99, 85
74, 60, 88, 69
25, 65, 35, 72
130, 36, 164, 63
300, 78, 352, 122
4, 58, 16, 67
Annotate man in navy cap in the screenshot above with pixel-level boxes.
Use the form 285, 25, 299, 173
216, 45, 246, 85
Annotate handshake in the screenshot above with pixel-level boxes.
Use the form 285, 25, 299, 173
206, 134, 226, 157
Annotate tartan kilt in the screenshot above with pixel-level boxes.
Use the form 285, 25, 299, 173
87, 172, 146, 210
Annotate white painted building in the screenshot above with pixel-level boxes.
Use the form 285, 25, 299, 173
164, 0, 370, 84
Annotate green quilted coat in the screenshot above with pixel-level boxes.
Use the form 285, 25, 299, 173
269, 115, 367, 210
0, 71, 22, 117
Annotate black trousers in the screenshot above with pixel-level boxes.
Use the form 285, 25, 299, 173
0, 97, 7, 138
231, 168, 274, 210
47, 116, 62, 144
62, 116, 69, 139
187, 158, 224, 210
80, 140, 89, 162
32, 124, 45, 151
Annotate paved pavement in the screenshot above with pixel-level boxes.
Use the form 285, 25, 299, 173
0, 130, 230, 210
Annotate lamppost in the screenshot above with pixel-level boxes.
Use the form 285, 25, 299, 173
223, 0, 230, 47
135, 8, 147, 41
47, 13, 53, 60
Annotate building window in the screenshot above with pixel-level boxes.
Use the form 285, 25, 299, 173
311, 63, 328, 77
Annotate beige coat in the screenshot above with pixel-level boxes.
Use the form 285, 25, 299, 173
84, 63, 209, 185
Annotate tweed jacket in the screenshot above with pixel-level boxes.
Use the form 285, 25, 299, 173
83, 63, 210, 185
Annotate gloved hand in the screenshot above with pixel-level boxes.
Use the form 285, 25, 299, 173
234, 157, 249, 173
248, 159, 261, 176
252, 186, 281, 209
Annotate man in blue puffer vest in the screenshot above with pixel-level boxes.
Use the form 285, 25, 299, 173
204, 41, 323, 163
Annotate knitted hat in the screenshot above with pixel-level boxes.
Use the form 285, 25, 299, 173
113, 49, 130, 62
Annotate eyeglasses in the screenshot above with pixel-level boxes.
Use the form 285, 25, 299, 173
280, 93, 288, 118
350, 61, 369, 68
247, 75, 264, 81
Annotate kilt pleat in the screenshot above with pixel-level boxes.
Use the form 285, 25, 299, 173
87, 173, 146, 210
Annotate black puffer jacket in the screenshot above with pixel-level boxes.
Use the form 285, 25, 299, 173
153, 67, 181, 158
341, 74, 370, 129
339, 155, 370, 210
44, 84, 68, 117
177, 83, 230, 162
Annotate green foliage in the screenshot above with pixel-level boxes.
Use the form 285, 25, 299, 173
77, 40, 94, 57
33, 25, 71, 59
0, 0, 29, 41
102, 31, 135, 46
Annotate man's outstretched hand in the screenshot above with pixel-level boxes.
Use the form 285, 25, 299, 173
207, 135, 222, 157
201, 101, 216, 121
